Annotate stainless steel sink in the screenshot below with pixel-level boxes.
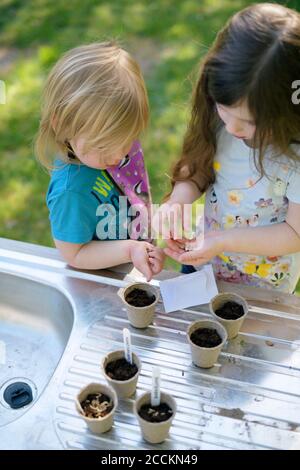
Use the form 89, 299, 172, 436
1, 238, 300, 450
0, 271, 73, 426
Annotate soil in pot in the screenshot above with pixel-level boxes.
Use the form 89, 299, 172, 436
80, 393, 113, 419
190, 328, 222, 348
138, 402, 173, 423
215, 301, 244, 320
105, 357, 138, 381
125, 288, 156, 307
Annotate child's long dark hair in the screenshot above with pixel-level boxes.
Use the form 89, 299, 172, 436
170, 3, 300, 195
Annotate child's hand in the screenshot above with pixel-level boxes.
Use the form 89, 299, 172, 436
128, 241, 153, 281
165, 236, 191, 254
152, 201, 193, 240
129, 241, 165, 281
164, 231, 224, 266
147, 246, 165, 275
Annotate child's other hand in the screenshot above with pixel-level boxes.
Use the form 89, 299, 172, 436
164, 231, 224, 267
129, 241, 166, 281
129, 241, 154, 282
147, 246, 165, 275
165, 236, 193, 254
129, 242, 165, 280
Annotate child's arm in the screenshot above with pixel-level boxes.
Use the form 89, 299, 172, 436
221, 220, 300, 256
152, 180, 202, 241
167, 180, 202, 204
165, 201, 300, 265
55, 238, 157, 281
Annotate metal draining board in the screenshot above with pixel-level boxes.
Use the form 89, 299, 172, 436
54, 285, 300, 450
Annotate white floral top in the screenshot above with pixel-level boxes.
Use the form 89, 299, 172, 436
202, 127, 300, 293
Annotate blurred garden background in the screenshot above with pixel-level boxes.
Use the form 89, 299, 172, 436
0, 0, 299, 294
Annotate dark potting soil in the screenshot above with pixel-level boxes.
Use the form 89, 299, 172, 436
105, 357, 138, 381
190, 328, 222, 348
125, 288, 156, 307
80, 393, 113, 418
215, 301, 244, 320
138, 402, 173, 423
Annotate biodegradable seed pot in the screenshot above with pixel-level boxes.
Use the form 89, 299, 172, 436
118, 282, 159, 328
187, 319, 227, 368
209, 292, 249, 339
75, 383, 117, 434
134, 391, 177, 444
102, 350, 141, 398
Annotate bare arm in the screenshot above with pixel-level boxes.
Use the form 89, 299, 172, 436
165, 201, 300, 264
167, 180, 202, 204
54, 238, 162, 281
152, 179, 202, 241
54, 239, 134, 269
223, 200, 300, 255
222, 222, 300, 256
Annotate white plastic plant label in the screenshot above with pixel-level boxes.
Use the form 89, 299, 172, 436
151, 366, 160, 407
123, 328, 132, 364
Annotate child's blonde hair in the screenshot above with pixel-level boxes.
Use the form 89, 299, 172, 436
35, 41, 149, 169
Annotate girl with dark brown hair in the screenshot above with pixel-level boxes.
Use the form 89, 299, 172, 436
163, 3, 300, 293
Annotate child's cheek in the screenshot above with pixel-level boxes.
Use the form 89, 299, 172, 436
247, 124, 256, 138
82, 150, 104, 169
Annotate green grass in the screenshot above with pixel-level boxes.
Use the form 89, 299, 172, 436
0, 0, 299, 294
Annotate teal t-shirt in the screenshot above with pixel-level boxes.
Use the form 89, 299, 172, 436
46, 160, 130, 243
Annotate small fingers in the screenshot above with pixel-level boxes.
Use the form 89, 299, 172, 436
166, 238, 185, 252
164, 247, 184, 263
149, 258, 162, 275
178, 251, 206, 265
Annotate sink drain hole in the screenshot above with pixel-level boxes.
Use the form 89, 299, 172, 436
3, 382, 33, 409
